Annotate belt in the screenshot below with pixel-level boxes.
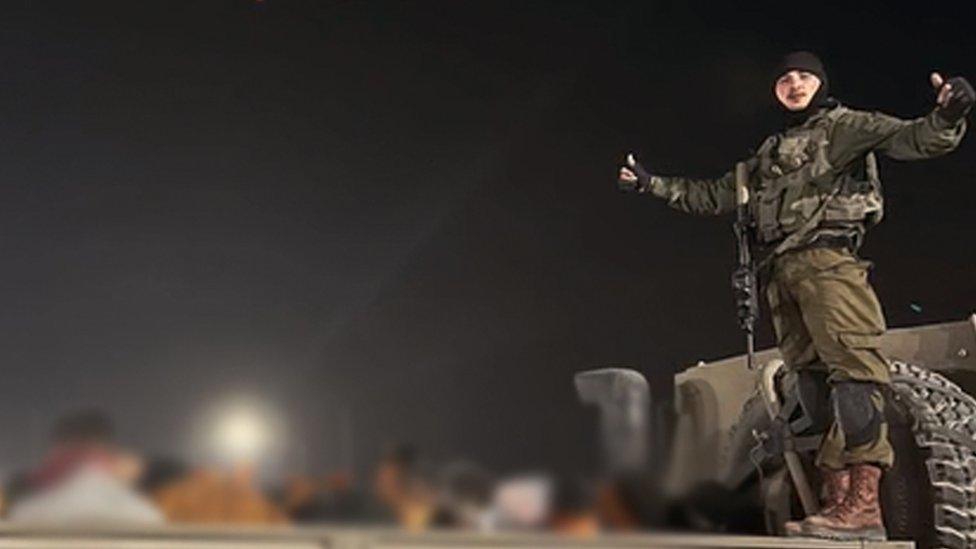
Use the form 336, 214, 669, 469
801, 234, 857, 251
765, 233, 858, 257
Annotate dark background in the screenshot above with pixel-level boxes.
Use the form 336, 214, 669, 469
1, 1, 973, 480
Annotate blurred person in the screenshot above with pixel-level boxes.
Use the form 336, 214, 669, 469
371, 443, 437, 531
372, 443, 416, 509
152, 463, 288, 524
489, 474, 552, 530
284, 470, 367, 523
432, 460, 494, 530
283, 475, 320, 517
138, 455, 191, 497
28, 409, 117, 490
594, 473, 665, 531
8, 409, 164, 524
1, 472, 33, 518
549, 476, 599, 538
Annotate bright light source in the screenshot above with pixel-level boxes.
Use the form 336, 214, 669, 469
197, 395, 287, 466
188, 392, 290, 479
215, 406, 269, 460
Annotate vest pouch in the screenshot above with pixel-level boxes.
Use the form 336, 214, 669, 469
823, 190, 879, 225
822, 153, 883, 227
779, 179, 821, 234
755, 189, 785, 244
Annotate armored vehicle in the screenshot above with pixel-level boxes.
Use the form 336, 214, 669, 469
577, 315, 976, 549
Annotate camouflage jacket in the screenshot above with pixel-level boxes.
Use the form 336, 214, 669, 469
645, 103, 967, 250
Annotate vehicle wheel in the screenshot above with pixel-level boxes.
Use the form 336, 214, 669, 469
882, 360, 976, 549
725, 360, 976, 547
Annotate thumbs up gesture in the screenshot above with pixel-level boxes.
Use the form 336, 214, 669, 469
931, 72, 975, 124
617, 153, 653, 193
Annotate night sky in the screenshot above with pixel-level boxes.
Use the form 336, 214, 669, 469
1, 1, 973, 480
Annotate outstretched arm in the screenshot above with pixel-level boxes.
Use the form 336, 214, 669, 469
829, 73, 972, 166
618, 154, 738, 216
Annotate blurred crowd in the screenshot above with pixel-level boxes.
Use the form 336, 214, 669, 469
0, 409, 662, 535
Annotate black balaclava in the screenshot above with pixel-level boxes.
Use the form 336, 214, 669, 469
773, 51, 834, 127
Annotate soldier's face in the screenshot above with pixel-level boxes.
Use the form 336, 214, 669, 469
774, 70, 822, 111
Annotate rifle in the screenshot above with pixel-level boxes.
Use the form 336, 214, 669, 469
733, 163, 821, 516
732, 162, 759, 371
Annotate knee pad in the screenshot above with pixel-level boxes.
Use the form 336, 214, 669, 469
794, 369, 832, 434
831, 381, 883, 449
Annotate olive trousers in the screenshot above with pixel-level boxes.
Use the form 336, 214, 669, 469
766, 247, 894, 469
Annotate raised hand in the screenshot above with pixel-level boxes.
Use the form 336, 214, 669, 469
931, 72, 975, 124
617, 153, 653, 193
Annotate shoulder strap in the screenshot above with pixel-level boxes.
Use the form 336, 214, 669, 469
865, 151, 879, 183
823, 104, 849, 123
756, 134, 778, 156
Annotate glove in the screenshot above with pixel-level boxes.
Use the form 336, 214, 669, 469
936, 76, 975, 124
617, 153, 653, 193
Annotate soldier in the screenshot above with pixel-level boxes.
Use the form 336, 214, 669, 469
618, 51, 973, 541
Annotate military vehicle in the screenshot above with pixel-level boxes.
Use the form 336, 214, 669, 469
576, 315, 976, 549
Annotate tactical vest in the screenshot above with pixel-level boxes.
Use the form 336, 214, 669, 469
751, 105, 883, 249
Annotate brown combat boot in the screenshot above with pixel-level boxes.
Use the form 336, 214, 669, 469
784, 467, 850, 537
802, 463, 886, 541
